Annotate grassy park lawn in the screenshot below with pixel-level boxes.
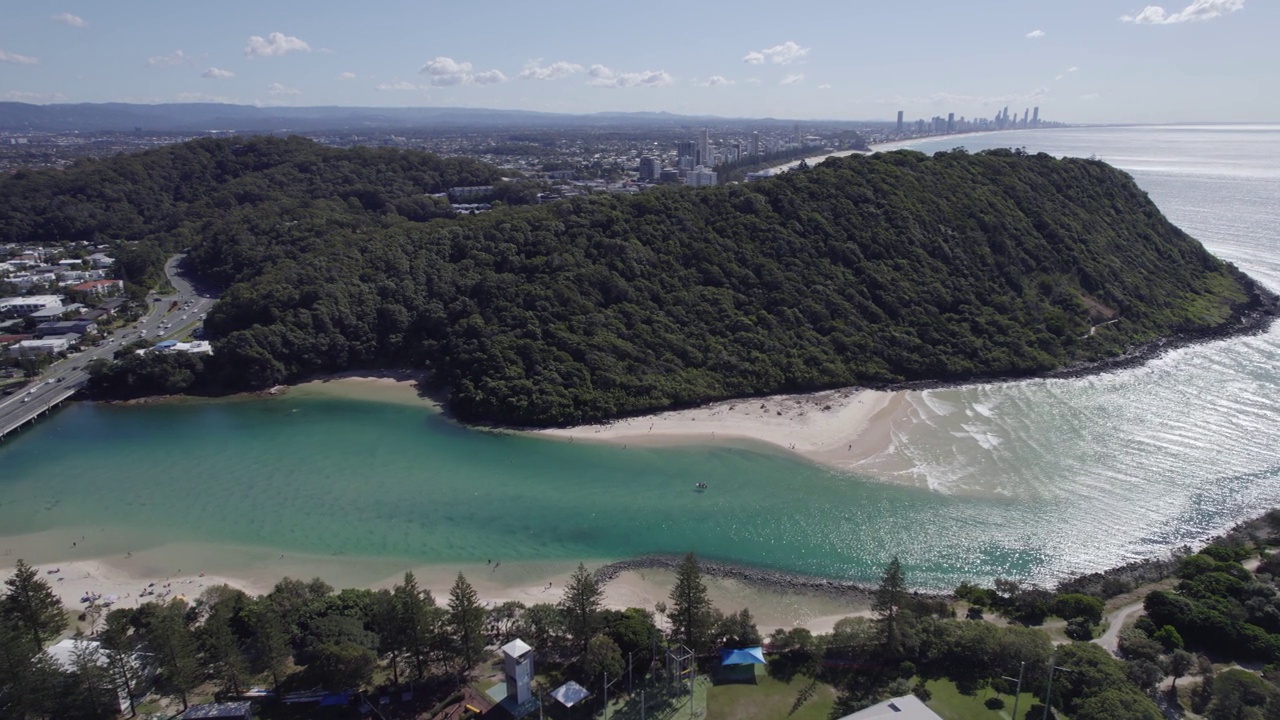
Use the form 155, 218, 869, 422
925, 678, 1039, 720
705, 667, 835, 720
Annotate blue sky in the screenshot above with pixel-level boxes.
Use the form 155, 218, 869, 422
0, 0, 1271, 123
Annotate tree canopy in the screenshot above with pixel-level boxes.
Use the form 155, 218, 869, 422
2, 137, 1257, 425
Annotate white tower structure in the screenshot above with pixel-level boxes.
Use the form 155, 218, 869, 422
503, 638, 535, 705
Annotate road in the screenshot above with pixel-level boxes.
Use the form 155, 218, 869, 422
1093, 600, 1145, 655
0, 255, 216, 440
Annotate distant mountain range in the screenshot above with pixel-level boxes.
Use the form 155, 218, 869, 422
0, 102, 819, 133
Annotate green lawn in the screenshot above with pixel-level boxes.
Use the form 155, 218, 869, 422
925, 679, 1040, 720
704, 667, 835, 720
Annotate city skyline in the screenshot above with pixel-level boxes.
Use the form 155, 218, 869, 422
0, 0, 1272, 123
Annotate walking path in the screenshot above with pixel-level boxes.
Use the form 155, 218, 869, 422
1093, 600, 1145, 655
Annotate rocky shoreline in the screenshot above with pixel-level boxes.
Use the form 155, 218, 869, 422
869, 271, 1280, 394
595, 555, 896, 603
594, 506, 1280, 604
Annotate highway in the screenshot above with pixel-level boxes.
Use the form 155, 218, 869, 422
0, 255, 216, 441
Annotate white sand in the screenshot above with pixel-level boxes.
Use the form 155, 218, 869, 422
535, 388, 911, 475
2, 552, 869, 635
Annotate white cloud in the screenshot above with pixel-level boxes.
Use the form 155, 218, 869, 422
202, 67, 234, 79
1079, 93, 1100, 100
699, 75, 734, 87
0, 49, 38, 66
742, 41, 810, 65
586, 64, 674, 88
244, 32, 311, 58
1026, 29, 1045, 39
472, 69, 507, 85
51, 12, 87, 27
519, 59, 584, 80
376, 80, 422, 91
336, 71, 357, 81
780, 73, 805, 85
1068, 66, 1079, 72
419, 56, 507, 86
4, 90, 65, 102
146, 50, 189, 68
1122, 0, 1243, 23
818, 83, 833, 90
267, 82, 301, 96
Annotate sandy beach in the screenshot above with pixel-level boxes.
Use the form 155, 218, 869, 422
2, 548, 869, 636
535, 387, 915, 478
291, 372, 925, 484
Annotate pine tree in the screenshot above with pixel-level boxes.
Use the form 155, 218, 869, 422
1, 558, 68, 654
447, 573, 486, 676
65, 633, 114, 719
246, 601, 290, 692
143, 600, 201, 710
394, 571, 436, 679
100, 609, 140, 718
872, 556, 910, 658
559, 563, 604, 657
668, 553, 714, 653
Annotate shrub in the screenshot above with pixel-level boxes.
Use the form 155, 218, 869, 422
984, 697, 1006, 710
1066, 617, 1094, 641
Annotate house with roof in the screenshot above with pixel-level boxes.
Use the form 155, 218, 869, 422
180, 701, 254, 719
835, 695, 943, 720
46, 637, 151, 713
34, 320, 97, 338
10, 336, 72, 357
71, 279, 124, 297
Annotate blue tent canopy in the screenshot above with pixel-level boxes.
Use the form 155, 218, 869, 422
719, 646, 766, 666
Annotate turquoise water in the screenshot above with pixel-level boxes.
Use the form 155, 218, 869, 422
0, 394, 1040, 589
3, 125, 1280, 590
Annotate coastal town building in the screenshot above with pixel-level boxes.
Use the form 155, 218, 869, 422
835, 695, 943, 720
9, 336, 71, 357
180, 702, 254, 720
71, 279, 124, 297
46, 637, 150, 713
685, 166, 718, 188
0, 295, 63, 317
34, 319, 97, 338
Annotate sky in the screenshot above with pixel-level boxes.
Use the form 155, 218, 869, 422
0, 0, 1273, 123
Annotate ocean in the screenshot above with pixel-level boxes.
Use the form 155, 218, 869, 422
2, 124, 1278, 591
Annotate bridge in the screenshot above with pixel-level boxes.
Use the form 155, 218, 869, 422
0, 254, 217, 443
0, 378, 83, 441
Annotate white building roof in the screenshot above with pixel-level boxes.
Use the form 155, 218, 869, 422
46, 638, 108, 670
835, 695, 943, 720
502, 638, 532, 658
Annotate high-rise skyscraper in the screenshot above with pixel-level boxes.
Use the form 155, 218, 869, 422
794, 123, 802, 146
947, 113, 955, 133
749, 131, 760, 156
896, 110, 904, 132
1032, 106, 1040, 127
676, 140, 696, 170
698, 128, 710, 168
638, 156, 662, 181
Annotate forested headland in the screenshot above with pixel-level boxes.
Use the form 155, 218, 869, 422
1, 136, 1270, 426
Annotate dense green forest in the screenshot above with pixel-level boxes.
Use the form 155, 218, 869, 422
1, 136, 1265, 425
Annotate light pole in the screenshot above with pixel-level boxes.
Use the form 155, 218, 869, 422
1001, 661, 1025, 720
1042, 652, 1072, 720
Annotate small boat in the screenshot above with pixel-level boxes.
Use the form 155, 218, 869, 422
694, 482, 709, 490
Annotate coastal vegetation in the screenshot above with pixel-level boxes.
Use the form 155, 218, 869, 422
0, 136, 1265, 424
17, 541, 1278, 720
